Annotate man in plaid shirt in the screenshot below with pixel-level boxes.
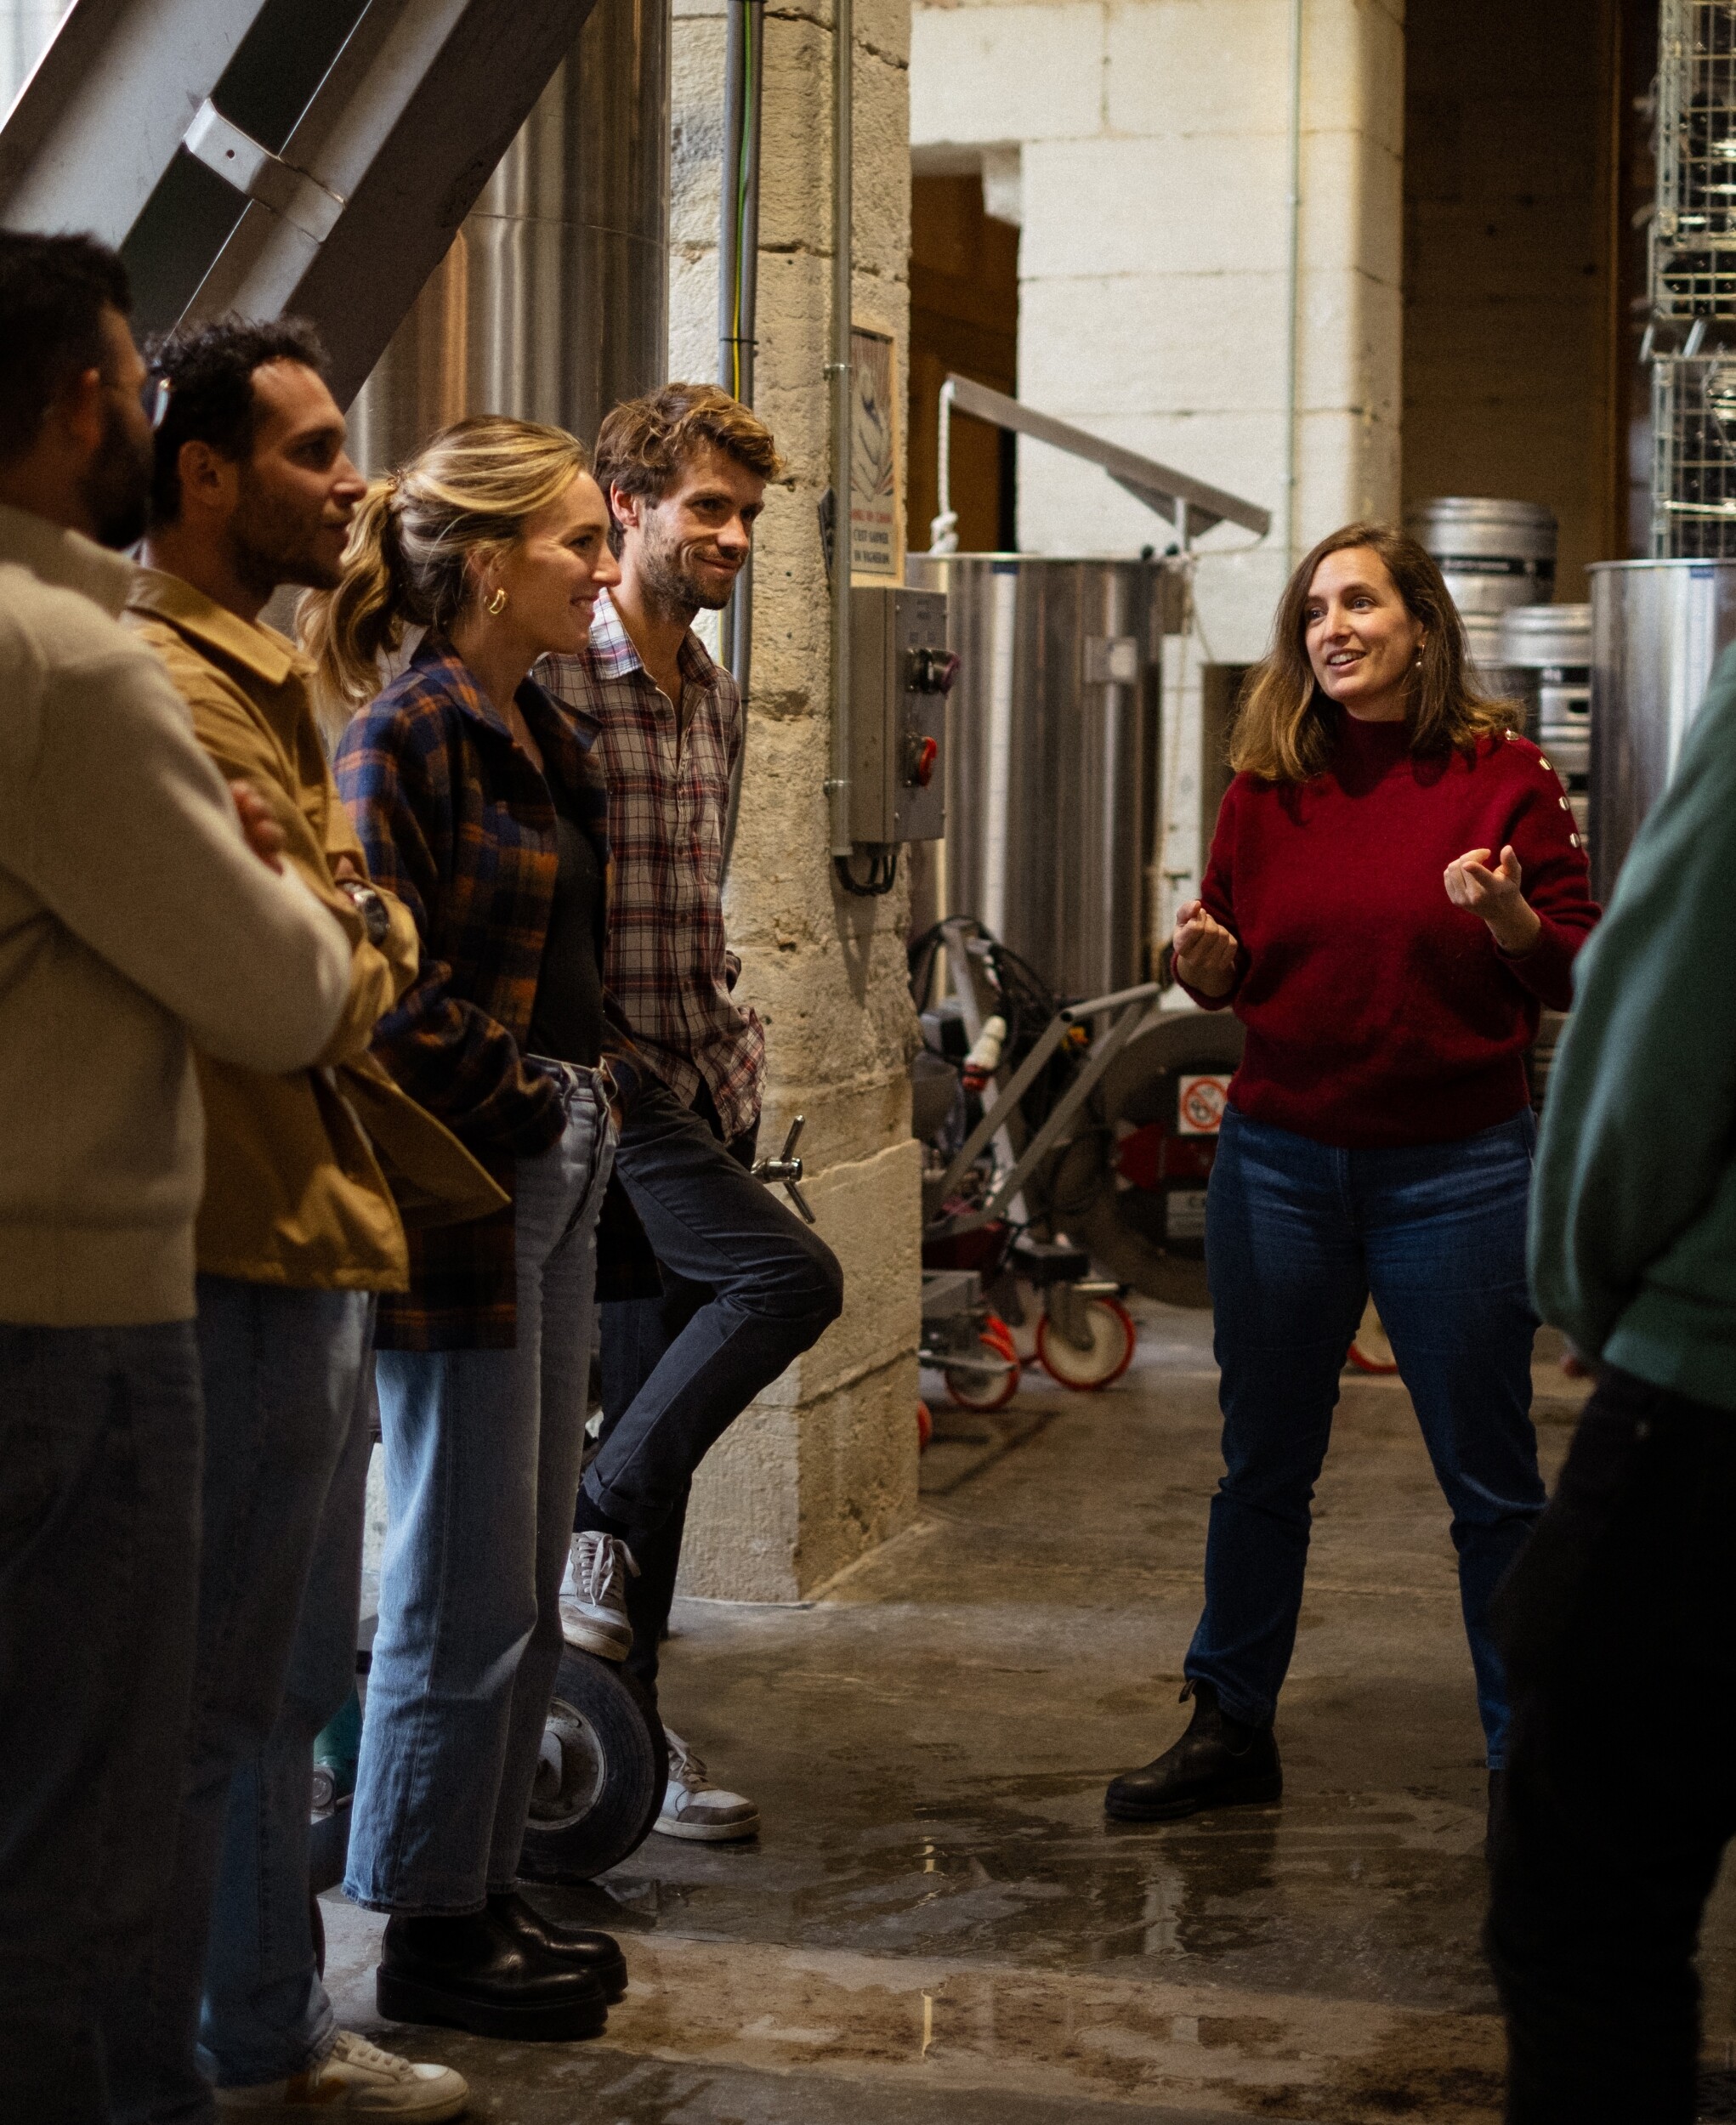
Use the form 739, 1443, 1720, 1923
542, 385, 842, 1841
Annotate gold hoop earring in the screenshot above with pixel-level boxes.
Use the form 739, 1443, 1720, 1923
485, 586, 508, 616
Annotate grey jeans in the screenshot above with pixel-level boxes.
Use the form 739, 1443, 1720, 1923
0, 1318, 203, 2125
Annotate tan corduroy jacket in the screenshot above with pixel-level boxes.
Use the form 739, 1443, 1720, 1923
126, 570, 504, 1290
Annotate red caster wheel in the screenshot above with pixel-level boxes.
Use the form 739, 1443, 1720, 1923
945, 1316, 1020, 1410
1347, 1300, 1399, 1375
1035, 1295, 1137, 1391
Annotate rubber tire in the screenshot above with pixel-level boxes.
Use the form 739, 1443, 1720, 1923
945, 1320, 1020, 1410
1071, 1011, 1247, 1308
1035, 1296, 1137, 1390
517, 1650, 667, 1884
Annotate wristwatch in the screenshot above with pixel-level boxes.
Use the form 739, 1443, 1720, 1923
338, 878, 391, 948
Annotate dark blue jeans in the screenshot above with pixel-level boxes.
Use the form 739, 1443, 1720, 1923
1187, 1107, 1545, 1765
576, 1080, 843, 1685
0, 1319, 202, 2125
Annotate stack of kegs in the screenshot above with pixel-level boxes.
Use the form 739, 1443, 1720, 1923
1404, 497, 1559, 717
1404, 498, 1572, 1114
1495, 604, 1591, 841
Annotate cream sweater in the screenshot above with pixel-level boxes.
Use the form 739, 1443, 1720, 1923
0, 504, 351, 1325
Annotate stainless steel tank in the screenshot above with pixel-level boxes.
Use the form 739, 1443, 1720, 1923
1588, 560, 1736, 898
1406, 496, 1557, 615
346, 0, 669, 468
905, 554, 1170, 1000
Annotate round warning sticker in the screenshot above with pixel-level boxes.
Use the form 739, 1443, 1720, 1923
1177, 1074, 1229, 1136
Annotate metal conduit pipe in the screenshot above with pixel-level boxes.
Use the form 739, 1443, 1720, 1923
826, 0, 854, 864
718, 0, 765, 879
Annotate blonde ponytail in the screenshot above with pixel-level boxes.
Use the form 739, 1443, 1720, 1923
301, 415, 589, 717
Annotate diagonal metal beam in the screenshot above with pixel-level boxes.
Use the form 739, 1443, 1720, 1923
0, 0, 279, 243
0, 0, 596, 407
945, 372, 1271, 541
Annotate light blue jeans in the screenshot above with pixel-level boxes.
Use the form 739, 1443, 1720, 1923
347, 1066, 614, 1913
109, 1280, 373, 2125
196, 1335, 376, 2088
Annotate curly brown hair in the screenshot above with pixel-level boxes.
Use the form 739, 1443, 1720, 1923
594, 383, 782, 548
1229, 521, 1518, 783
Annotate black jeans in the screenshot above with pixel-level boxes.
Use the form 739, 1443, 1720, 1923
576, 1080, 842, 1699
1485, 1364, 1736, 2124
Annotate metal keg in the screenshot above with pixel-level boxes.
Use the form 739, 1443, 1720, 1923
1500, 604, 1591, 834
1460, 611, 1523, 713
1587, 560, 1736, 898
1406, 497, 1557, 615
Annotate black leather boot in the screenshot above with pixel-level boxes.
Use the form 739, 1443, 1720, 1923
377, 1904, 609, 2041
487, 1890, 628, 2002
1104, 1680, 1282, 1822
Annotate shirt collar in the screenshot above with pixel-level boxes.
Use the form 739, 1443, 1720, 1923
588, 587, 722, 694
413, 632, 600, 754
123, 565, 301, 688
0, 501, 137, 617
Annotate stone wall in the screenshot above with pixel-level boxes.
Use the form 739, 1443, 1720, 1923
909, 0, 1405, 921
669, 0, 923, 1601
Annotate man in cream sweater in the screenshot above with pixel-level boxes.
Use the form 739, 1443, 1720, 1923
0, 233, 352, 2124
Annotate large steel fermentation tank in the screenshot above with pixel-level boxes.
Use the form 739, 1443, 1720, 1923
905, 554, 1172, 1000
346, 0, 669, 468
1588, 560, 1736, 899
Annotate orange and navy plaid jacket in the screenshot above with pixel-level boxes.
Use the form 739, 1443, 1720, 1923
334, 636, 642, 1349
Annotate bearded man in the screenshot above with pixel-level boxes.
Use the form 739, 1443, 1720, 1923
540, 386, 842, 1844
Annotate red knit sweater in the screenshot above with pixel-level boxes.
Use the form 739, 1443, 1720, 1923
1183, 715, 1600, 1148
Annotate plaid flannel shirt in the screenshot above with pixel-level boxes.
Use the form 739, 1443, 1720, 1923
540, 592, 764, 1143
334, 637, 641, 1349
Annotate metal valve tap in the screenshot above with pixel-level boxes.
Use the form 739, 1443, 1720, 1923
752, 1114, 815, 1223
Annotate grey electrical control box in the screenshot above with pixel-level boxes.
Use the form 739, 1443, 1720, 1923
848, 585, 952, 845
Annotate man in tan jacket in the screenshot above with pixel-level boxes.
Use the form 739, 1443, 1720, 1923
0, 236, 353, 2125
116, 317, 506, 2124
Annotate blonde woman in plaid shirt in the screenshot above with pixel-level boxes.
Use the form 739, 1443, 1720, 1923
540, 387, 844, 1843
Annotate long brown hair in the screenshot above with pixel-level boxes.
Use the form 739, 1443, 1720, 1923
1229, 522, 1516, 783
299, 415, 589, 713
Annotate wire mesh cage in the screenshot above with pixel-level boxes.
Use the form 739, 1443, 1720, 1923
1654, 0, 1736, 316
1652, 354, 1736, 553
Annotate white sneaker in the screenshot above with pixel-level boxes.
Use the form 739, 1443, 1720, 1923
654, 1728, 761, 1842
214, 2031, 468, 2117
559, 1531, 638, 1660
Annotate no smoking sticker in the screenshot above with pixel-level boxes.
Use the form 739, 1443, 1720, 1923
1177, 1074, 1229, 1136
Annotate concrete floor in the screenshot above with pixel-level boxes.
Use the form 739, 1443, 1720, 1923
322, 1300, 1736, 2121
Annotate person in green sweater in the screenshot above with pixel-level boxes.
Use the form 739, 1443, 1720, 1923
1485, 640, 1736, 2125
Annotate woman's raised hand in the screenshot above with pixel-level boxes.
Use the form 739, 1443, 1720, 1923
1444, 845, 1542, 956
1172, 898, 1240, 997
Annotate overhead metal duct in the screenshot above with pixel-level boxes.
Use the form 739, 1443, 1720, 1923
346, 0, 669, 472
0, 0, 600, 405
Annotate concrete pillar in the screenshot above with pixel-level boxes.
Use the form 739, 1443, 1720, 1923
910, 0, 1404, 923
668, 0, 922, 1600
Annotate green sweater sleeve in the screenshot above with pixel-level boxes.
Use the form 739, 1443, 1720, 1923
1529, 644, 1736, 1408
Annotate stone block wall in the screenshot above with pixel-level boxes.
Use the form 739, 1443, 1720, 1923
669, 0, 924, 1601
909, 0, 1405, 926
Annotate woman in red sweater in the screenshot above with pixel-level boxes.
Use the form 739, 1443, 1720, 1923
1105, 523, 1597, 1825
